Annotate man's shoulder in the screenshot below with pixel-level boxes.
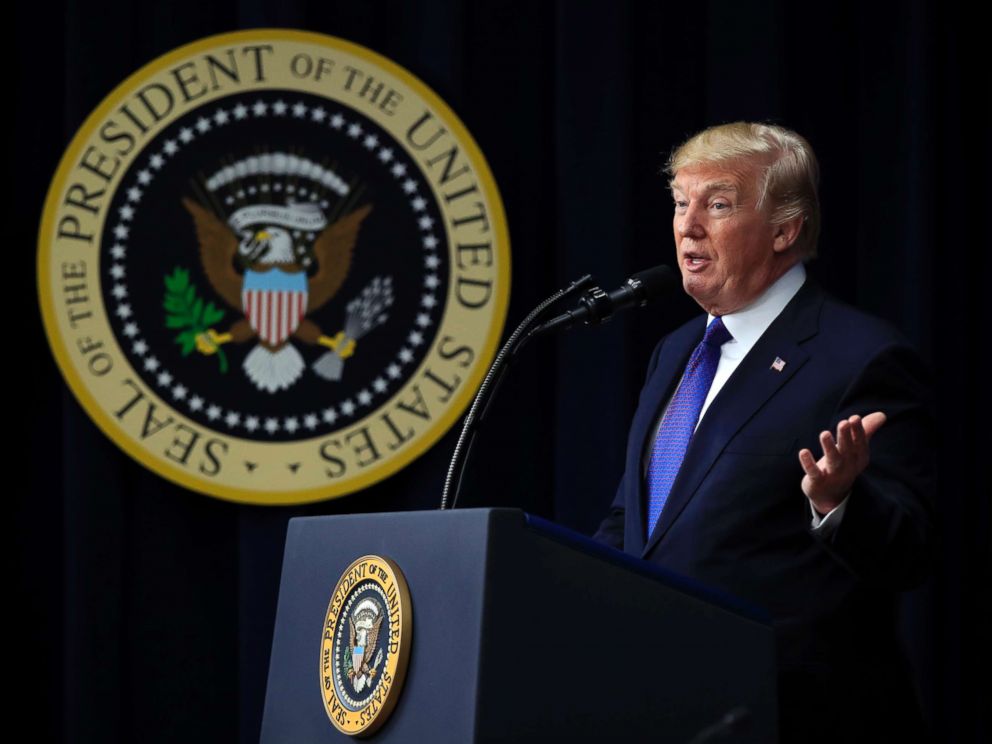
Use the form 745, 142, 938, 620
813, 286, 918, 353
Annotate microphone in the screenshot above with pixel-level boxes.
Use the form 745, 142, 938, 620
532, 265, 677, 336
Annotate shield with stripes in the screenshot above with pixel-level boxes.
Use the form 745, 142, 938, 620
241, 268, 309, 346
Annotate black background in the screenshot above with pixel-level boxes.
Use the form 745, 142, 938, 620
15, 1, 988, 742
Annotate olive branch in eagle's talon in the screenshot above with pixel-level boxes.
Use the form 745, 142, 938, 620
163, 267, 229, 373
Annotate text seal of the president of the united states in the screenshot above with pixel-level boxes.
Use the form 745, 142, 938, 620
320, 555, 412, 736
37, 30, 510, 505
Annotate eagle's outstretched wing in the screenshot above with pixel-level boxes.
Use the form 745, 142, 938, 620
307, 204, 373, 312
365, 616, 384, 656
349, 619, 356, 649
181, 197, 242, 310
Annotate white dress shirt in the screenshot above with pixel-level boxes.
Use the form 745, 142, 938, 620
642, 261, 848, 536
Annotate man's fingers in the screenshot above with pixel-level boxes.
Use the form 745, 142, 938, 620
862, 411, 887, 439
848, 415, 866, 451
836, 420, 854, 454
798, 448, 822, 478
820, 430, 841, 468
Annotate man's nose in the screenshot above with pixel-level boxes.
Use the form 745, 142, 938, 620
676, 204, 705, 239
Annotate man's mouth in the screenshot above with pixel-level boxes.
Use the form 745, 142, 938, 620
682, 252, 711, 272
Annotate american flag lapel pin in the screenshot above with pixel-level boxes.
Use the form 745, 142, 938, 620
771, 357, 786, 372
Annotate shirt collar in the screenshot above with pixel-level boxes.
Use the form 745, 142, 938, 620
708, 262, 807, 356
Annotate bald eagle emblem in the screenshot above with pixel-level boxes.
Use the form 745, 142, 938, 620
347, 599, 385, 694
179, 153, 392, 393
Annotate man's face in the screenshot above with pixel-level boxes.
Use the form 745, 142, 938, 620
671, 158, 791, 316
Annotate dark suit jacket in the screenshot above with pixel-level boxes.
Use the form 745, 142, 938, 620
594, 277, 937, 743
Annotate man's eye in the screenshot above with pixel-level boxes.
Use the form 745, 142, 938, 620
674, 200, 688, 210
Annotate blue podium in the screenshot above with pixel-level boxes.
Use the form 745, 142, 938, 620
261, 508, 777, 742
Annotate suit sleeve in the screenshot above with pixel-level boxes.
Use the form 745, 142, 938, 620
814, 341, 938, 590
592, 336, 668, 550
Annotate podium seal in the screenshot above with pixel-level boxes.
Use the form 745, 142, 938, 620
320, 555, 412, 736
37, 29, 510, 504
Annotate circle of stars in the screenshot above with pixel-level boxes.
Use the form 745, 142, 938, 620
107, 97, 445, 437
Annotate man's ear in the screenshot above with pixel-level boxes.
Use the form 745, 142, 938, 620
773, 214, 805, 253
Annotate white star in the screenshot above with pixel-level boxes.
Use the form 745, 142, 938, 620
357, 390, 372, 405
330, 113, 345, 129
252, 100, 268, 116
418, 216, 434, 230
110, 264, 126, 279
172, 384, 187, 400
214, 109, 229, 125
149, 154, 164, 169
421, 294, 437, 308
272, 100, 288, 115
378, 148, 394, 162
408, 331, 424, 346
116, 303, 132, 318
163, 139, 178, 155
264, 417, 280, 433
341, 400, 356, 416
132, 339, 148, 355
127, 187, 143, 203
424, 274, 440, 289
225, 412, 241, 427
311, 107, 327, 122
402, 178, 417, 194
363, 134, 379, 149
292, 101, 307, 118
425, 255, 441, 269
373, 377, 388, 393
347, 123, 362, 138
416, 313, 431, 327
398, 348, 414, 363
110, 244, 126, 259
112, 284, 127, 299
144, 356, 160, 371
322, 407, 339, 424
189, 396, 204, 411
245, 416, 260, 432
391, 163, 407, 177
196, 117, 211, 133
411, 197, 427, 211
233, 104, 248, 119
179, 127, 194, 142
123, 322, 138, 337
304, 414, 319, 429
207, 405, 222, 420
423, 235, 439, 249
113, 224, 129, 239
284, 417, 299, 432
137, 169, 152, 185
387, 363, 402, 379
118, 205, 134, 220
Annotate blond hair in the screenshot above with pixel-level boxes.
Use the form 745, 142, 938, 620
666, 122, 821, 259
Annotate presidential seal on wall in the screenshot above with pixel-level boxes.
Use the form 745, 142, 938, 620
320, 555, 411, 736
37, 30, 510, 504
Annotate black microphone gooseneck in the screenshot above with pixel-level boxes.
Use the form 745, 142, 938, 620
439, 274, 595, 510
439, 265, 677, 510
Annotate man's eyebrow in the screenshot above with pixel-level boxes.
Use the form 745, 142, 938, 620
669, 180, 739, 195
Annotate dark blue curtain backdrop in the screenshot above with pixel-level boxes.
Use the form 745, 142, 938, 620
15, 1, 988, 742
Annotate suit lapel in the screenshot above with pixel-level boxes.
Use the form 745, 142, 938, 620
640, 279, 824, 558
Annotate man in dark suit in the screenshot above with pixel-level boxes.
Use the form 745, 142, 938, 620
594, 122, 936, 742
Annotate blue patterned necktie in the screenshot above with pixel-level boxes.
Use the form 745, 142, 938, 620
646, 316, 733, 539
